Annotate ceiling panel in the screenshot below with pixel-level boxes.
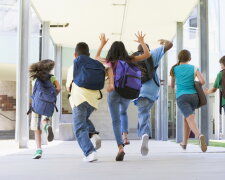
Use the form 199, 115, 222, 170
32, 0, 198, 51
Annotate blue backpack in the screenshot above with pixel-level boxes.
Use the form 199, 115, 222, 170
73, 55, 105, 90
29, 77, 58, 117
114, 60, 142, 99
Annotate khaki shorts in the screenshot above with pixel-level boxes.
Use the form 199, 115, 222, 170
30, 112, 52, 131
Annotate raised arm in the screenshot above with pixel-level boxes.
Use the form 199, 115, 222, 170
158, 39, 173, 53
132, 31, 150, 62
95, 33, 108, 63
96, 33, 115, 92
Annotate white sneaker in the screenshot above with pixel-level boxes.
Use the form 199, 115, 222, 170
83, 151, 98, 162
91, 134, 101, 150
141, 134, 149, 156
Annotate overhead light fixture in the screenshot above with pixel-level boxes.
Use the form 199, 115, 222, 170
112, 3, 126, 6
50, 23, 69, 28
112, 33, 121, 35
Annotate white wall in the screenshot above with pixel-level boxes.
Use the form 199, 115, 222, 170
0, 81, 16, 130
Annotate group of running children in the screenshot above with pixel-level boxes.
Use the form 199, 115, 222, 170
28, 31, 225, 162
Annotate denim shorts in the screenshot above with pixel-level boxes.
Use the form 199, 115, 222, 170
176, 94, 199, 118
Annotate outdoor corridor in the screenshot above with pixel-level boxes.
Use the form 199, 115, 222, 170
1, 140, 225, 180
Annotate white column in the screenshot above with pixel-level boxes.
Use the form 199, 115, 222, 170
161, 54, 168, 141
15, 0, 30, 148
41, 22, 50, 59
176, 22, 184, 143
53, 45, 62, 139
155, 61, 162, 140
214, 91, 220, 139
198, 0, 209, 144
41, 21, 50, 145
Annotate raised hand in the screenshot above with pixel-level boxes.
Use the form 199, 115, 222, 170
134, 31, 146, 44
158, 39, 166, 45
99, 33, 109, 46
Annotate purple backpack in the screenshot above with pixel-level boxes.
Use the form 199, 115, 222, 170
114, 60, 142, 99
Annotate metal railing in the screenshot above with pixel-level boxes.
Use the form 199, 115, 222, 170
0, 112, 15, 122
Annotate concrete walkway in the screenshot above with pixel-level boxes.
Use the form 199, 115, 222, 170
1, 140, 225, 180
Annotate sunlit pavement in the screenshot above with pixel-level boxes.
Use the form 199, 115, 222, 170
0, 140, 225, 180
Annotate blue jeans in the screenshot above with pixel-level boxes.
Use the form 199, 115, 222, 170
87, 120, 99, 138
72, 102, 96, 156
135, 97, 154, 137
107, 91, 130, 145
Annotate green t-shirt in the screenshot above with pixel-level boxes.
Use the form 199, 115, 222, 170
213, 71, 225, 106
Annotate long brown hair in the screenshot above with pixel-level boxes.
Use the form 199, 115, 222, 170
170, 49, 191, 77
29, 59, 55, 81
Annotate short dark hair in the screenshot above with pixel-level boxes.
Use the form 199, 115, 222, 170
219, 56, 225, 66
75, 42, 90, 56
137, 44, 149, 52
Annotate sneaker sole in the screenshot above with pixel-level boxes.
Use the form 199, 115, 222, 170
89, 158, 98, 162
33, 155, 42, 159
95, 138, 101, 150
180, 144, 187, 150
83, 158, 98, 162
116, 151, 125, 161
47, 126, 54, 142
141, 135, 149, 156
199, 135, 207, 152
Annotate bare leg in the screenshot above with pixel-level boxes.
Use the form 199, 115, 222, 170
34, 130, 42, 149
118, 144, 124, 152
186, 114, 200, 138
42, 118, 49, 126
182, 118, 191, 145
186, 114, 207, 152
122, 132, 130, 145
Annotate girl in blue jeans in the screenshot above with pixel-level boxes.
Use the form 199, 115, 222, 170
96, 32, 150, 161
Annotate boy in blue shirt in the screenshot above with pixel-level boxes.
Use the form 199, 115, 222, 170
134, 39, 173, 156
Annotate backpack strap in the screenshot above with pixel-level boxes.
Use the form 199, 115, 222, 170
69, 80, 73, 92
153, 65, 160, 87
144, 59, 152, 80
27, 80, 38, 115
67, 80, 73, 99
220, 91, 222, 115
98, 90, 103, 100
27, 105, 32, 115
54, 103, 59, 112
220, 70, 225, 99
143, 57, 160, 87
